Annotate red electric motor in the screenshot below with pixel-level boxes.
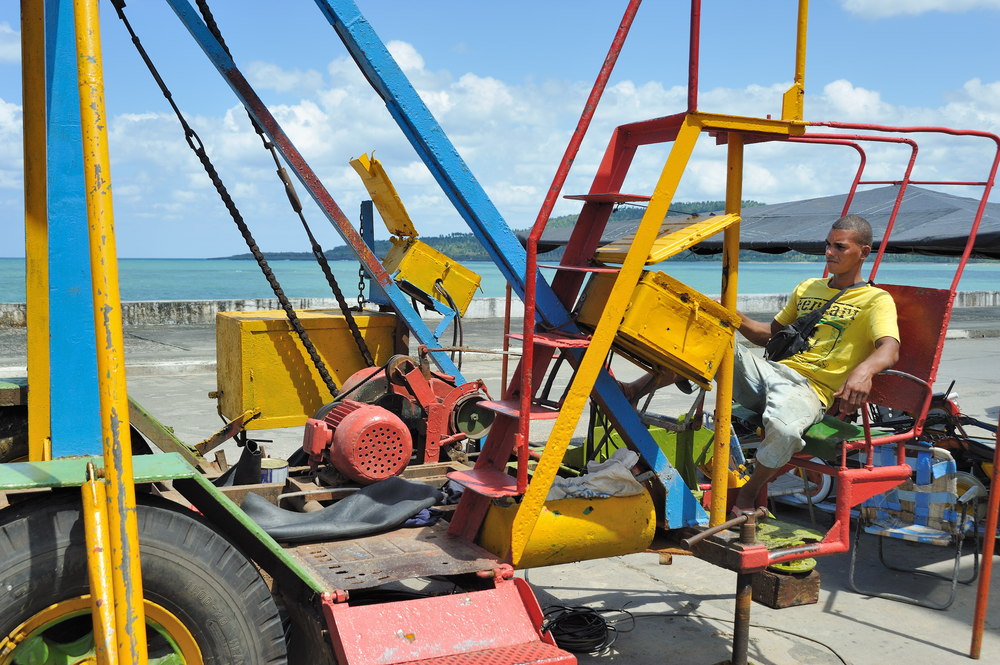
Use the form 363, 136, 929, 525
302, 399, 413, 485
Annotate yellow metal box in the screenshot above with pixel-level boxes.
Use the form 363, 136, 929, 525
576, 271, 739, 388
216, 309, 404, 429
383, 237, 481, 316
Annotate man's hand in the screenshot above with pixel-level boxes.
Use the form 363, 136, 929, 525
833, 368, 875, 416
832, 336, 900, 417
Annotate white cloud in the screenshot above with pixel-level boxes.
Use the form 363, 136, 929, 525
247, 61, 324, 94
0, 23, 18, 64
0, 98, 22, 174
819, 79, 891, 119
3, 35, 997, 258
386, 40, 424, 73
841, 0, 1000, 17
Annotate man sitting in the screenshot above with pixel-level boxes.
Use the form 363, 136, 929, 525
621, 215, 900, 515
728, 215, 899, 513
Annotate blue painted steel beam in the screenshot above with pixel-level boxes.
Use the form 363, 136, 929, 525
45, 0, 101, 456
312, 0, 705, 526
163, 0, 462, 380
161, 0, 702, 527
312, 0, 569, 322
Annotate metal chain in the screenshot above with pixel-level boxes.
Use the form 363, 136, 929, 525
357, 264, 368, 309
194, 0, 374, 367
111, 0, 340, 396
357, 203, 367, 307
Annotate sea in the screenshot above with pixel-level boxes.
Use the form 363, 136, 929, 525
0, 257, 996, 302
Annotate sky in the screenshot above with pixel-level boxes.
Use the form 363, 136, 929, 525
0, 0, 999, 258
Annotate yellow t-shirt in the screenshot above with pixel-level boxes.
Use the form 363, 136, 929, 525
774, 278, 899, 407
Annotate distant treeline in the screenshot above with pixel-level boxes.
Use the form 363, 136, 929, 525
220, 200, 744, 261
218, 200, 975, 263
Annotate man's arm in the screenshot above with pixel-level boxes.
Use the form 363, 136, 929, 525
832, 336, 901, 416
737, 313, 783, 347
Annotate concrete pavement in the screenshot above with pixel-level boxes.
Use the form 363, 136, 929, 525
1, 315, 998, 663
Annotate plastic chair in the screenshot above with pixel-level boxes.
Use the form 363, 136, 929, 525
848, 444, 981, 610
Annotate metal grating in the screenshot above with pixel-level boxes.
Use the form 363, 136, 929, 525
289, 521, 501, 591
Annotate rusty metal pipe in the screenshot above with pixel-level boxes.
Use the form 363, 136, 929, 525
82, 463, 118, 665
72, 0, 147, 660
680, 507, 767, 549
732, 573, 753, 665
730, 508, 762, 665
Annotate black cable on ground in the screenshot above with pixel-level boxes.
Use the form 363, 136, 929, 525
541, 605, 635, 655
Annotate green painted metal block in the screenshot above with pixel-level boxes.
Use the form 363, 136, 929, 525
0, 452, 197, 490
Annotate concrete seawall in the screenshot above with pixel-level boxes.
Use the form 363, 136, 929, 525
2, 291, 1000, 327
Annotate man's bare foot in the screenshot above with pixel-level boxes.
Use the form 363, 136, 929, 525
728, 505, 767, 522
729, 505, 760, 518
619, 370, 680, 401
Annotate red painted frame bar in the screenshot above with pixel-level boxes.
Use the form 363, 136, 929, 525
520, 0, 642, 491
745, 123, 1000, 569
786, 133, 919, 279
810, 121, 1000, 292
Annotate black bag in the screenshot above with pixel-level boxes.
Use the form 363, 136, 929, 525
764, 282, 865, 362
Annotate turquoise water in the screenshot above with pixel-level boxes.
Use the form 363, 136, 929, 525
0, 257, 996, 302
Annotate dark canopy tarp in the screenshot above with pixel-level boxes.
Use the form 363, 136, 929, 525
691, 185, 1000, 259
523, 185, 1000, 259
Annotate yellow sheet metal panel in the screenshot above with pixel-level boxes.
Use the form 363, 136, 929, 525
594, 213, 740, 265
384, 237, 482, 316
577, 271, 740, 388
216, 310, 403, 429
350, 153, 419, 238
480, 492, 656, 569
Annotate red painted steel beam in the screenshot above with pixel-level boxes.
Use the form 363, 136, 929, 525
811, 121, 1000, 293
792, 132, 919, 280
688, 0, 701, 113
970, 416, 1000, 659
521, 0, 642, 475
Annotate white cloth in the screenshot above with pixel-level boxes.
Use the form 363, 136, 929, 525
546, 448, 646, 500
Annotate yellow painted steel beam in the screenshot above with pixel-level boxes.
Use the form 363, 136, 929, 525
83, 463, 120, 665
782, 0, 809, 122
710, 133, 744, 526
350, 153, 419, 237
72, 0, 148, 662
691, 111, 806, 136
510, 117, 702, 564
21, 0, 51, 462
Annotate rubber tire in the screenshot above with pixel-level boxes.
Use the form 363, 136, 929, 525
0, 414, 148, 464
0, 493, 288, 665
0, 405, 28, 463
776, 457, 834, 506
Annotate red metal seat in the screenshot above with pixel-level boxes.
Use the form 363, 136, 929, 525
760, 284, 955, 568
